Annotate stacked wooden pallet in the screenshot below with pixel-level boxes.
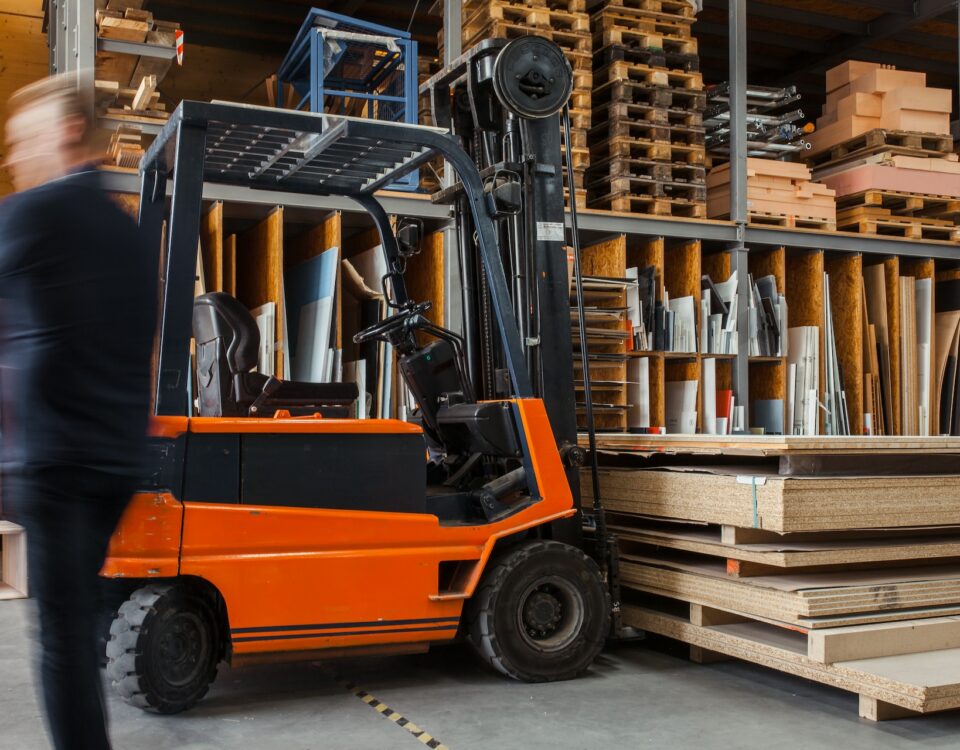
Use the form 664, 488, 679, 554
807, 61, 959, 241
95, 0, 179, 171
707, 158, 837, 230
586, 0, 706, 217
456, 0, 591, 208
586, 441, 960, 720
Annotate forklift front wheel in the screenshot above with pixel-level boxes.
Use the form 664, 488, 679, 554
107, 583, 222, 714
467, 540, 610, 682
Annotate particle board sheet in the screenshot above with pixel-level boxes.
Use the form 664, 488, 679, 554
624, 605, 960, 715
613, 522, 960, 569
591, 467, 960, 531
584, 432, 960, 454
621, 554, 960, 621
199, 202, 224, 293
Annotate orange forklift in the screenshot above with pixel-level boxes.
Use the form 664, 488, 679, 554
103, 37, 619, 713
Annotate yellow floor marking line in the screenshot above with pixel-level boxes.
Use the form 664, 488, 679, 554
343, 681, 451, 750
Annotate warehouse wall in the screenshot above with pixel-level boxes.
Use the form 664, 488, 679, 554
0, 0, 47, 196
161, 45, 282, 108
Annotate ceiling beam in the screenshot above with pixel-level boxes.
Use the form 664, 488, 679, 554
700, 0, 868, 35
772, 0, 959, 83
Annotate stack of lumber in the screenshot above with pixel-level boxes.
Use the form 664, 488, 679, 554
806, 61, 959, 241
706, 158, 836, 230
586, 0, 706, 217
450, 0, 592, 208
95, 0, 179, 171
586, 445, 960, 720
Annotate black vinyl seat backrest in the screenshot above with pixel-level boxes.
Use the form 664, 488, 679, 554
194, 292, 260, 374
192, 292, 358, 418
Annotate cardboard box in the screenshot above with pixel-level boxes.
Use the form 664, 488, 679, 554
851, 68, 927, 95
883, 86, 953, 115
879, 110, 951, 134
825, 61, 882, 93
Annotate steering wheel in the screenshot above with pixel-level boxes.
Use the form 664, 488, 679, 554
353, 301, 432, 345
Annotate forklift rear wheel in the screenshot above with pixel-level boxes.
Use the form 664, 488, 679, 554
107, 583, 222, 714
467, 540, 609, 682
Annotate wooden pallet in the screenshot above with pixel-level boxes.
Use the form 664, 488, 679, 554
463, 21, 592, 57
595, 60, 703, 91
593, 80, 706, 111
587, 155, 705, 185
466, 0, 587, 12
595, 100, 703, 128
591, 117, 705, 147
836, 189, 960, 223
587, 190, 706, 216
836, 208, 960, 241
593, 15, 698, 55
626, 601, 960, 721
587, 174, 706, 202
807, 129, 956, 170
0, 521, 27, 601
588, 0, 695, 19
464, 1, 590, 36
563, 126, 589, 150
595, 42, 699, 74
591, 134, 706, 165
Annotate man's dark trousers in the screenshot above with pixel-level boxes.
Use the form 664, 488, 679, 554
11, 466, 136, 750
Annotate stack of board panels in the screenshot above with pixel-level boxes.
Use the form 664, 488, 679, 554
807, 61, 959, 242
585, 455, 960, 719
456, 0, 591, 209
587, 0, 706, 217
707, 158, 836, 230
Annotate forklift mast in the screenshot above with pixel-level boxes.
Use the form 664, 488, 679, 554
423, 38, 584, 545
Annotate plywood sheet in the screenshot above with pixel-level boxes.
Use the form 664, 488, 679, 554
826, 253, 864, 434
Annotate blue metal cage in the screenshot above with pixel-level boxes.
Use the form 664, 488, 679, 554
276, 9, 420, 191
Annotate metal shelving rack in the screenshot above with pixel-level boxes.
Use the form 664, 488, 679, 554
47, 0, 960, 423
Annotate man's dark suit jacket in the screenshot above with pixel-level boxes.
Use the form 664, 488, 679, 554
0, 169, 158, 478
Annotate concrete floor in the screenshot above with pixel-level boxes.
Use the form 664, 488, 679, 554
3, 600, 960, 749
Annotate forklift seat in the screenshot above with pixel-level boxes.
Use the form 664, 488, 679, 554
193, 292, 359, 418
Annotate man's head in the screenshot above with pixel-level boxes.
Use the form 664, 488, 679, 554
3, 74, 95, 192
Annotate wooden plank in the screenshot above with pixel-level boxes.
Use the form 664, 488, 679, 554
859, 695, 922, 721
199, 202, 223, 293
811, 617, 960, 664
131, 73, 157, 110
626, 604, 960, 717
237, 208, 284, 375
0, 521, 27, 599
223, 234, 237, 298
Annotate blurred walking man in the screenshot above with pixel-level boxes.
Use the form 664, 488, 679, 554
0, 75, 158, 750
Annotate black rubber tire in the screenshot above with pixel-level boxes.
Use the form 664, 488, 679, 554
466, 540, 610, 682
106, 583, 222, 714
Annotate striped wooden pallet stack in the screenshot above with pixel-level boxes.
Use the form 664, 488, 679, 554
585, 446, 960, 721
454, 0, 593, 208
586, 0, 706, 216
